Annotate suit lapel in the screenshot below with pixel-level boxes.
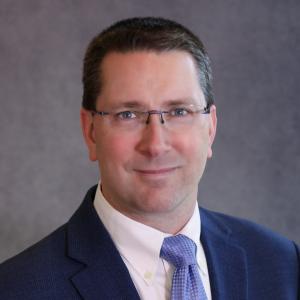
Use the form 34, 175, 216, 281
66, 186, 140, 300
200, 208, 248, 300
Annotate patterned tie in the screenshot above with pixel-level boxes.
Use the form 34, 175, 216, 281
160, 234, 208, 300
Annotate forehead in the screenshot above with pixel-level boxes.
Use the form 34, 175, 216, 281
97, 50, 205, 108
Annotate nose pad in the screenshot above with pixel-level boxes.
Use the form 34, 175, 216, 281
137, 111, 170, 157
145, 111, 165, 125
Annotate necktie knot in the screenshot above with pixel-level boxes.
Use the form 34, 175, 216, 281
160, 234, 207, 299
160, 234, 197, 268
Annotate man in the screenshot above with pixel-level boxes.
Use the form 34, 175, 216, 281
0, 17, 298, 300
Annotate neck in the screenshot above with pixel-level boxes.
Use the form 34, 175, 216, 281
108, 197, 196, 234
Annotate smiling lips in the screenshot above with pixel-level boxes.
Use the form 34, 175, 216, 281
134, 167, 178, 175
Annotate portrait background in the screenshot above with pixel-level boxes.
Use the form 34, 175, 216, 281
0, 0, 299, 262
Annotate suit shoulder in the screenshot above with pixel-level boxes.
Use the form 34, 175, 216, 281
0, 224, 66, 268
0, 224, 81, 299
201, 208, 299, 298
200, 207, 298, 257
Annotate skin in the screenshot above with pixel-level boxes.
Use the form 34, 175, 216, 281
81, 51, 217, 234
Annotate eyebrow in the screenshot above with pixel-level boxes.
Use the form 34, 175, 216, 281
108, 101, 144, 110
163, 98, 199, 106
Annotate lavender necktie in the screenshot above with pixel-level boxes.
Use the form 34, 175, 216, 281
160, 234, 208, 300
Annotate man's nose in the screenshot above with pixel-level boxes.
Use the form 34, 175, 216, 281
135, 114, 171, 157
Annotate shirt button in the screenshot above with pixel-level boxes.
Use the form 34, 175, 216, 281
144, 271, 152, 280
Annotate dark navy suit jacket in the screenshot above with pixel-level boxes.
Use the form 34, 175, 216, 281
0, 185, 299, 299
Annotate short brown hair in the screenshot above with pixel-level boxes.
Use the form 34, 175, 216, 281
82, 17, 214, 110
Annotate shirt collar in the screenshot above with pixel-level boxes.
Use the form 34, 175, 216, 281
93, 183, 207, 285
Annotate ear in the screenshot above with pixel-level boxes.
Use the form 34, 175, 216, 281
80, 108, 98, 161
207, 105, 217, 159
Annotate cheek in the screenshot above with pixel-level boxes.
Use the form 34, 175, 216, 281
177, 130, 210, 178
96, 132, 135, 169
177, 130, 209, 159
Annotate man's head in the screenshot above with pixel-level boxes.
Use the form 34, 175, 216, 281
80, 17, 217, 233
82, 17, 214, 111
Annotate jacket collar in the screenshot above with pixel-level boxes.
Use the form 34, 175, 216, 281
66, 185, 140, 300
200, 208, 248, 300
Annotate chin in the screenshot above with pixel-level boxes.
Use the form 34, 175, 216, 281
133, 190, 189, 214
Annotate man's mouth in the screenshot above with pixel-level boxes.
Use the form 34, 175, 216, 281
134, 167, 179, 175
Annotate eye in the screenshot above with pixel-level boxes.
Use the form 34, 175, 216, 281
115, 111, 137, 120
169, 107, 191, 117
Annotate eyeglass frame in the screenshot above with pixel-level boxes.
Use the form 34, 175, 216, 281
90, 104, 211, 125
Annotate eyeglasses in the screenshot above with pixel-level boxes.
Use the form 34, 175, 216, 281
91, 104, 210, 130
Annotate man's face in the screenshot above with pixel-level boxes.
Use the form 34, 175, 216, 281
81, 50, 216, 229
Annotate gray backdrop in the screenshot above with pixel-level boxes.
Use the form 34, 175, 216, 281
0, 0, 299, 263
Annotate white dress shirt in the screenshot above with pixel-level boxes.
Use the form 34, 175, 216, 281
94, 184, 212, 300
